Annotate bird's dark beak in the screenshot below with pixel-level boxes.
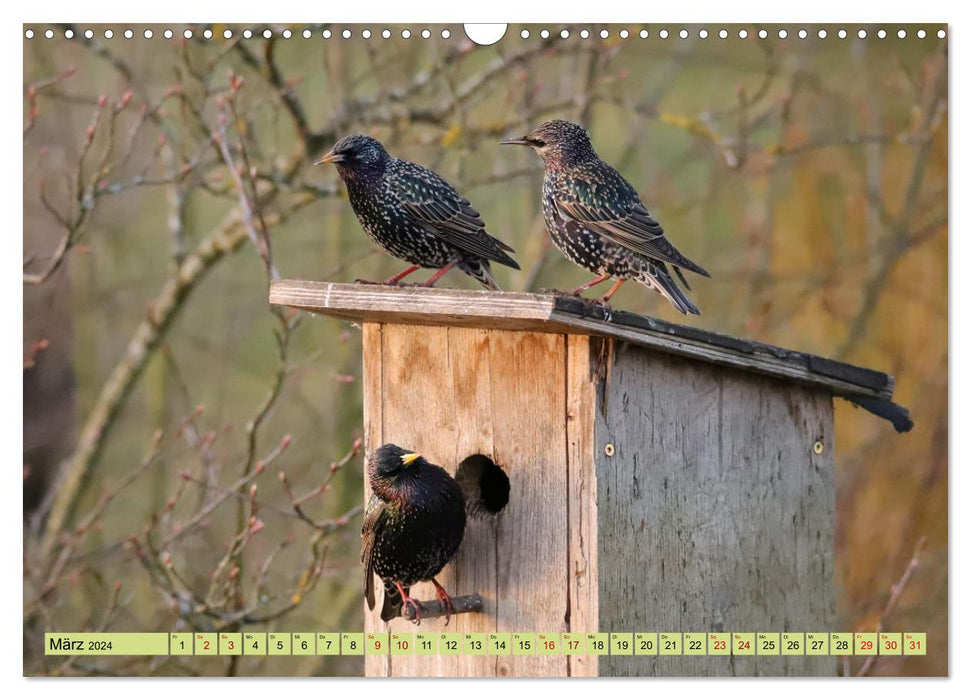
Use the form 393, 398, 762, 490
315, 149, 344, 165
500, 136, 531, 146
401, 453, 421, 466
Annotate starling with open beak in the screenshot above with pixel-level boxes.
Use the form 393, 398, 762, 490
501, 119, 709, 314
318, 135, 520, 290
362, 444, 467, 624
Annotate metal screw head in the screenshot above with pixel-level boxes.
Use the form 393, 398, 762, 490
813, 440, 824, 455
604, 443, 615, 457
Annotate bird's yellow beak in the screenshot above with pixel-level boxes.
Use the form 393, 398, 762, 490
500, 136, 531, 146
400, 452, 421, 466
315, 149, 343, 165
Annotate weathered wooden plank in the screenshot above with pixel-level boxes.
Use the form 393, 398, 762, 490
269, 280, 898, 406
594, 343, 836, 676
488, 330, 570, 677
565, 335, 600, 677
366, 324, 460, 676
552, 297, 892, 394
270, 279, 561, 328
361, 322, 388, 678
433, 326, 499, 677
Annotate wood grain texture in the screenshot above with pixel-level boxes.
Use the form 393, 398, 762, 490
269, 280, 897, 405
361, 324, 580, 676
594, 343, 836, 676
489, 329, 569, 677
361, 323, 388, 678
353, 313, 838, 676
565, 335, 600, 677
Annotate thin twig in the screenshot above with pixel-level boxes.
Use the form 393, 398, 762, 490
37, 193, 315, 563
855, 536, 927, 676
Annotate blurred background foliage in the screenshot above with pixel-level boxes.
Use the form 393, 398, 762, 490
23, 24, 946, 676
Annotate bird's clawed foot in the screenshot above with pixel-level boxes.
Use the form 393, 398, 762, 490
538, 286, 591, 298
593, 298, 614, 322
351, 278, 414, 287
592, 279, 625, 321
395, 581, 423, 625
431, 578, 455, 626
354, 278, 388, 286
402, 599, 422, 624
570, 295, 613, 322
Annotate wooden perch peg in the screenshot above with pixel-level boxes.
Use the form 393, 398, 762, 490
397, 593, 483, 623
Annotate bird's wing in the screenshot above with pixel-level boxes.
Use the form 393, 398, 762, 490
554, 169, 709, 277
393, 166, 520, 269
361, 494, 387, 611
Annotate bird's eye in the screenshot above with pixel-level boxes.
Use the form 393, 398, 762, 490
531, 139, 546, 147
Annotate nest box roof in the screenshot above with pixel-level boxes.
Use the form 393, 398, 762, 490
269, 280, 912, 432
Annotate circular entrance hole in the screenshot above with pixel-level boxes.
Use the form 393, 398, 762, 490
455, 454, 510, 518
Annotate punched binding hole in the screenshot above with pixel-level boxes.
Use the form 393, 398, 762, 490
464, 24, 507, 46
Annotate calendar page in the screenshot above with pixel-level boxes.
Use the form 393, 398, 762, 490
22, 20, 947, 679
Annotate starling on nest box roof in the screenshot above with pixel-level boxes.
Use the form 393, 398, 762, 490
319, 135, 520, 290
502, 119, 709, 314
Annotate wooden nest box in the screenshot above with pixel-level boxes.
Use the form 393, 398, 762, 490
270, 281, 910, 677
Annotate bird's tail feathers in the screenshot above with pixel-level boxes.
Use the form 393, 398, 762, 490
365, 570, 376, 611
481, 231, 520, 268
380, 580, 405, 622
490, 246, 521, 270
495, 238, 516, 254
675, 255, 710, 278
673, 265, 692, 291
643, 262, 701, 315
459, 258, 503, 291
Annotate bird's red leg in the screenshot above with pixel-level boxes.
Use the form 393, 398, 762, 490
417, 261, 457, 287
569, 274, 610, 296
355, 265, 421, 286
600, 278, 627, 303
431, 578, 455, 626
395, 581, 422, 624
381, 265, 421, 285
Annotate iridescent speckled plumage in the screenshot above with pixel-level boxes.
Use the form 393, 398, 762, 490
362, 444, 466, 624
502, 120, 709, 314
318, 135, 520, 290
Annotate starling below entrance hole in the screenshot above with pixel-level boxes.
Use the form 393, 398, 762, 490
362, 444, 467, 624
